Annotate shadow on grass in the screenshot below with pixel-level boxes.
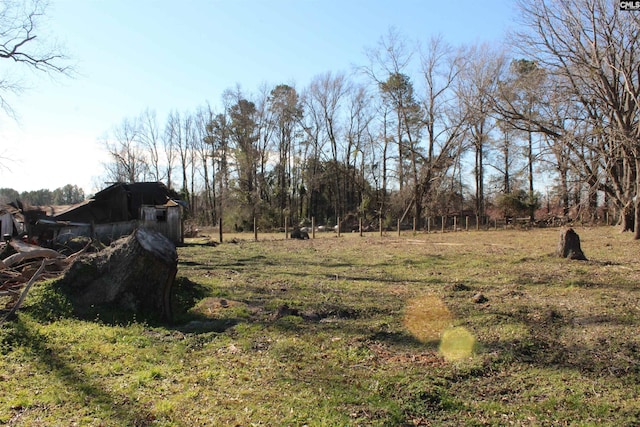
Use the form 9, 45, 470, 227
482, 305, 640, 378
179, 240, 219, 248
368, 329, 437, 350
178, 260, 208, 267
5, 316, 156, 426
18, 275, 213, 328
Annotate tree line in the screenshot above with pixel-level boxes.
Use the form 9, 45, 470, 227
96, 1, 640, 236
0, 185, 85, 207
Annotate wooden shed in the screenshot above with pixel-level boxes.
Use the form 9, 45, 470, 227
49, 182, 184, 244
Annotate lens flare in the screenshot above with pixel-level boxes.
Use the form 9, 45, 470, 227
439, 326, 476, 361
403, 294, 453, 342
404, 294, 477, 361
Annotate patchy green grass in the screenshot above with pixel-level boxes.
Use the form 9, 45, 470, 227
1, 227, 639, 426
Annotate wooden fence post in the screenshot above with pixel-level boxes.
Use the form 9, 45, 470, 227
359, 218, 363, 237
254, 217, 257, 241
312, 216, 316, 239
380, 217, 383, 237
285, 217, 288, 239
219, 217, 223, 243
337, 217, 341, 237
441, 216, 446, 233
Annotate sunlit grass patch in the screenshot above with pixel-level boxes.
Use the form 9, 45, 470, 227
189, 296, 250, 319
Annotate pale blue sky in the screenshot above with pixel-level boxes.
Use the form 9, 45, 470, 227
0, 0, 517, 194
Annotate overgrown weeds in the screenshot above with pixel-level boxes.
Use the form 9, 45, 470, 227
1, 227, 639, 425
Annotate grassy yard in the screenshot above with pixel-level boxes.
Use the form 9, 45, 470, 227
1, 227, 639, 426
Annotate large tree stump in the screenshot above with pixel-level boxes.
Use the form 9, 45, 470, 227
57, 228, 178, 321
557, 227, 587, 260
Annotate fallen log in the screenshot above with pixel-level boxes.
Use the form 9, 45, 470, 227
2, 247, 63, 268
9, 239, 59, 255
55, 228, 178, 321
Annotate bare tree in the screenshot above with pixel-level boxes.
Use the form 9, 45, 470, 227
379, 71, 422, 221
299, 75, 329, 219
371, 103, 393, 216
102, 117, 148, 183
227, 89, 260, 224
162, 113, 177, 191
206, 110, 231, 223
417, 36, 467, 224
268, 84, 303, 225
303, 72, 350, 220
254, 84, 275, 210
496, 59, 547, 222
193, 104, 215, 224
185, 112, 199, 213
538, 86, 582, 217
137, 109, 163, 183
512, 0, 640, 235
456, 44, 506, 223
489, 120, 523, 196
0, 0, 71, 116
363, 27, 415, 193
165, 110, 191, 202
345, 83, 375, 218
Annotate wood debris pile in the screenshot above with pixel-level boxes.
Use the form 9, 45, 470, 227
1, 229, 176, 323
0, 239, 89, 321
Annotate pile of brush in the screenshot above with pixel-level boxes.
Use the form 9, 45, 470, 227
0, 238, 90, 322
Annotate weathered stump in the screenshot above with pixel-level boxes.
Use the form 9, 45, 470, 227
557, 227, 587, 261
56, 228, 178, 321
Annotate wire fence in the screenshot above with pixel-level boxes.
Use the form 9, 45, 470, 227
194, 212, 616, 243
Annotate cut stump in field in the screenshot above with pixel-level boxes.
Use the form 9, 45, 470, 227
57, 228, 178, 321
557, 227, 587, 261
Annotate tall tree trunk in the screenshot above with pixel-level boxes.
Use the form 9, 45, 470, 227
381, 116, 389, 217
528, 127, 535, 223
211, 157, 217, 225
560, 168, 569, 216
620, 202, 634, 232
634, 157, 640, 239
475, 142, 484, 219
397, 116, 404, 192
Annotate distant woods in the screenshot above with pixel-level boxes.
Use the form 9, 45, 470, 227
97, 1, 640, 236
0, 185, 85, 206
